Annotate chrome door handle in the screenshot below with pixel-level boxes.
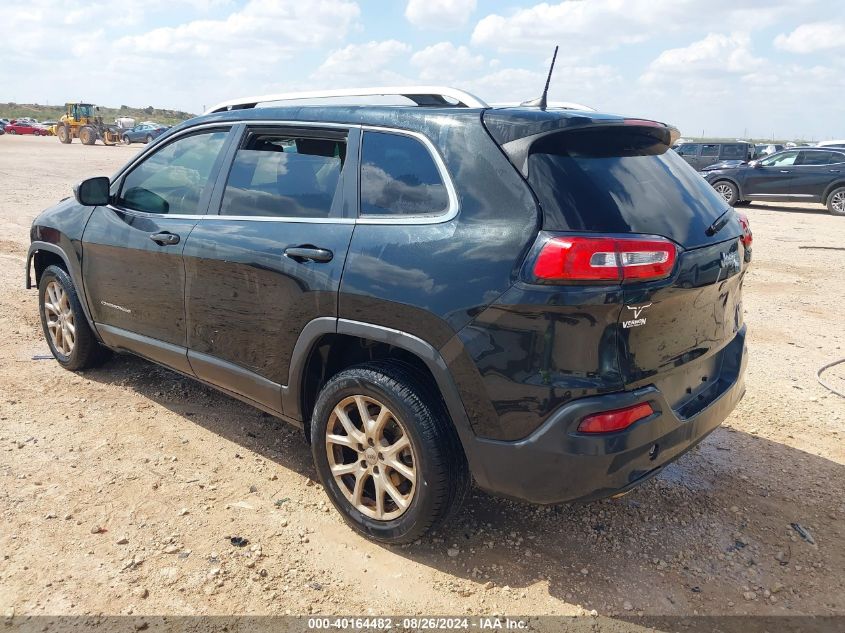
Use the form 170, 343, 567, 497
149, 231, 180, 245
779, 170, 790, 173
284, 246, 333, 263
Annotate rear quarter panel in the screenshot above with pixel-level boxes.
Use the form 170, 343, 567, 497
338, 112, 541, 436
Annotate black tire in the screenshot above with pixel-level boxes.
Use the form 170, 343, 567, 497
310, 361, 469, 544
80, 126, 96, 145
827, 186, 845, 216
8, 129, 15, 135
57, 124, 72, 144
145, 134, 153, 144
38, 265, 110, 371
712, 180, 738, 206
122, 135, 131, 145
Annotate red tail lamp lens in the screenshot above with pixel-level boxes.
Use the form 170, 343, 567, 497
577, 402, 655, 434
737, 212, 752, 248
533, 236, 676, 282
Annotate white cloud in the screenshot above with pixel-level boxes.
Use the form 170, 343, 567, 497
0, 0, 361, 112
635, 31, 845, 139
774, 22, 845, 53
115, 0, 359, 60
405, 0, 476, 29
464, 65, 620, 108
642, 33, 764, 84
471, 0, 813, 55
410, 43, 484, 81
312, 40, 412, 85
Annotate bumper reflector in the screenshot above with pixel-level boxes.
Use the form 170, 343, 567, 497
577, 402, 654, 434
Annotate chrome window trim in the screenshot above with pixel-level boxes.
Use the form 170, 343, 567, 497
201, 215, 355, 224
356, 125, 459, 225
111, 122, 238, 185
105, 204, 206, 220
109, 119, 460, 226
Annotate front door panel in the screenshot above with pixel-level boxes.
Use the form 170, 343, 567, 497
744, 151, 799, 198
82, 207, 197, 346
744, 166, 795, 197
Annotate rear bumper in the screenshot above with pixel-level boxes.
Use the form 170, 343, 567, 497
465, 327, 747, 504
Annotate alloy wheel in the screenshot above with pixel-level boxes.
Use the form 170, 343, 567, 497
714, 183, 734, 203
43, 280, 75, 355
325, 395, 416, 521
832, 191, 845, 214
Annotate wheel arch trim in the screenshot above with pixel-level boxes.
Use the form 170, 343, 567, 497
281, 318, 479, 464
822, 180, 845, 204
26, 241, 100, 339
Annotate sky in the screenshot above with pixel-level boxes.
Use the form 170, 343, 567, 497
1, 0, 843, 140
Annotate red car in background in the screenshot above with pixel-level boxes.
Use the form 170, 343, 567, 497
5, 120, 48, 135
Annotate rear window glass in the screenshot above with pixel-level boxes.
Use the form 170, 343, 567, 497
359, 131, 449, 217
720, 144, 744, 159
700, 144, 719, 157
527, 128, 730, 247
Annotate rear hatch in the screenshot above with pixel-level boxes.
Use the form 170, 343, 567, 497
486, 111, 749, 416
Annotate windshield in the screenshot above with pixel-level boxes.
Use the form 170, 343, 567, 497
527, 127, 733, 248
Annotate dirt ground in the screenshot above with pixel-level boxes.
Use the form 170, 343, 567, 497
0, 135, 843, 620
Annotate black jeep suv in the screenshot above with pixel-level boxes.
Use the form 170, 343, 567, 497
26, 88, 750, 543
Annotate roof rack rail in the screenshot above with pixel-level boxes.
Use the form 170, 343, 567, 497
205, 86, 489, 114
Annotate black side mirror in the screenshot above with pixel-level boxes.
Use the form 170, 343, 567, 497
74, 176, 110, 206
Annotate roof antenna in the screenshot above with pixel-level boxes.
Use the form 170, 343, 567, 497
520, 45, 558, 110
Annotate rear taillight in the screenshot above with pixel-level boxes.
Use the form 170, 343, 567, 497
577, 402, 654, 434
737, 212, 752, 248
532, 236, 677, 283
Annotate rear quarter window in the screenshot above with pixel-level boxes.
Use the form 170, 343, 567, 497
359, 131, 449, 217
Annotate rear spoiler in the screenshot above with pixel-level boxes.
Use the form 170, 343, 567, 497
483, 113, 680, 177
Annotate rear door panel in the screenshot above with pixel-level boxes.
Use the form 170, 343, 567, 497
182, 124, 359, 408
183, 219, 354, 389
791, 151, 843, 200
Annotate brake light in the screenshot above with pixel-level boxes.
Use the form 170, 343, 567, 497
737, 212, 752, 248
533, 236, 677, 283
577, 402, 654, 434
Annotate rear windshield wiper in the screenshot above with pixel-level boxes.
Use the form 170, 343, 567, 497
705, 208, 732, 237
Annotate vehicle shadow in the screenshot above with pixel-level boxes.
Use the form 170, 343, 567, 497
81, 353, 845, 622
744, 202, 830, 216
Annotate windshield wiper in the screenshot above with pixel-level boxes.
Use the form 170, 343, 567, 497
705, 208, 732, 237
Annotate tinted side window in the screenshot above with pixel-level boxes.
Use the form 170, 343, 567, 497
720, 144, 744, 159
830, 151, 845, 164
117, 130, 228, 215
676, 144, 700, 156
760, 151, 799, 167
360, 131, 449, 216
700, 144, 719, 157
221, 132, 347, 218
799, 151, 835, 166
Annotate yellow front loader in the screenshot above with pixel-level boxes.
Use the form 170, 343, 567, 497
56, 103, 121, 146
